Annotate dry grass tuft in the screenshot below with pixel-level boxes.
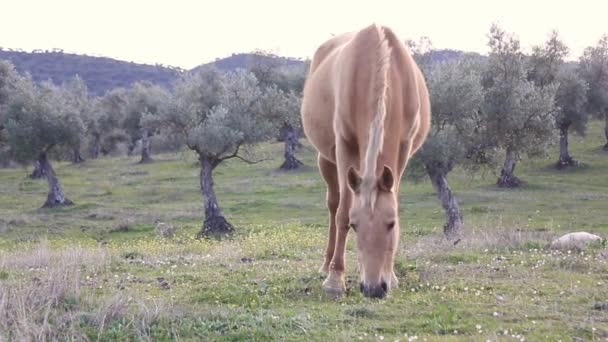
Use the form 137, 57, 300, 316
406, 226, 555, 258
0, 242, 108, 341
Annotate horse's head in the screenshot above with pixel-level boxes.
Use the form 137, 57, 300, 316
347, 165, 399, 299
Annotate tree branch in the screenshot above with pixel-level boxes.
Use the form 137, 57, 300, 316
218, 140, 271, 165
230, 154, 272, 165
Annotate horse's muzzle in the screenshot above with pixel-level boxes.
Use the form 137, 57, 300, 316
360, 281, 388, 299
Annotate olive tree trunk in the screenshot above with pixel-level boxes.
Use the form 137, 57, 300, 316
603, 112, 608, 151
279, 126, 303, 170
198, 156, 233, 237
39, 153, 73, 208
139, 128, 152, 163
426, 163, 463, 244
30, 160, 45, 179
556, 123, 578, 169
497, 148, 522, 188
72, 146, 85, 164
90, 134, 101, 159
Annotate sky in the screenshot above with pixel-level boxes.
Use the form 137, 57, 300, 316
1, 0, 607, 69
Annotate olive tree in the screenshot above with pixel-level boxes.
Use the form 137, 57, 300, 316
148, 67, 277, 237
121, 82, 169, 163
412, 56, 485, 242
554, 68, 589, 168
260, 85, 303, 170
0, 60, 21, 165
248, 51, 307, 170
274, 65, 307, 170
579, 35, 608, 150
483, 24, 558, 187
61, 76, 93, 164
527, 30, 569, 88
4, 78, 84, 207
526, 31, 589, 168
91, 88, 130, 158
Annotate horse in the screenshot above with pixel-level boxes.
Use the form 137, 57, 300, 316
301, 24, 430, 298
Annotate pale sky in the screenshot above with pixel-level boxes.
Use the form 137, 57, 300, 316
1, 0, 607, 69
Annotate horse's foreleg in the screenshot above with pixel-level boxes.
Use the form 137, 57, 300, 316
323, 143, 355, 297
323, 202, 350, 297
318, 155, 339, 273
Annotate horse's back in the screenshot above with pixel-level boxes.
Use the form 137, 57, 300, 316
301, 32, 355, 161
410, 65, 431, 157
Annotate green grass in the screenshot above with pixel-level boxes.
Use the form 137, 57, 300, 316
1, 122, 607, 341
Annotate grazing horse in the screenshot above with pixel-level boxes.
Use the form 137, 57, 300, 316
301, 24, 430, 298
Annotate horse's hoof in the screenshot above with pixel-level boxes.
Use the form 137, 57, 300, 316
323, 272, 345, 297
323, 284, 344, 297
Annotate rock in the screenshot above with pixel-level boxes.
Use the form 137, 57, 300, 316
593, 302, 608, 311
157, 277, 170, 290
550, 232, 602, 250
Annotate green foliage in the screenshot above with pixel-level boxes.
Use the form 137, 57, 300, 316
157, 67, 280, 160
0, 60, 20, 108
120, 81, 169, 145
258, 84, 302, 130
92, 88, 130, 155
555, 68, 589, 135
579, 35, 608, 117
411, 56, 485, 177
527, 30, 569, 88
4, 77, 85, 162
0, 60, 21, 161
59, 76, 94, 155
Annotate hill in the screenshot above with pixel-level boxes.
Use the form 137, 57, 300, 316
196, 52, 306, 72
0, 48, 469, 97
0, 48, 182, 96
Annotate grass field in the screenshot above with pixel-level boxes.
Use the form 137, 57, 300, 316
1, 122, 607, 341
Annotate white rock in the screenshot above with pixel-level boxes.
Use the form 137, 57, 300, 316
550, 232, 602, 250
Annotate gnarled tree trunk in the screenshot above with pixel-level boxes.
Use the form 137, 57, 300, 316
497, 148, 522, 188
30, 160, 45, 179
39, 153, 73, 208
198, 156, 233, 238
603, 112, 608, 151
139, 128, 152, 163
426, 163, 463, 244
72, 146, 85, 164
90, 134, 101, 159
556, 123, 578, 169
279, 126, 303, 170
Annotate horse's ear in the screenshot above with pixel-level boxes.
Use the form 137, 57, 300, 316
378, 165, 394, 192
347, 166, 362, 193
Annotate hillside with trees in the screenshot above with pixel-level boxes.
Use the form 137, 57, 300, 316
0, 48, 182, 96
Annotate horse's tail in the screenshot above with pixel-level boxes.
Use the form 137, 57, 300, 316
361, 24, 391, 204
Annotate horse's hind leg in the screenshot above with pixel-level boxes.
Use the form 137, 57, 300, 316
318, 155, 339, 273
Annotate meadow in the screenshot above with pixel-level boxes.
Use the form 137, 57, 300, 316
0, 122, 607, 341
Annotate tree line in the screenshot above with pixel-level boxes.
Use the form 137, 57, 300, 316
409, 24, 608, 241
1, 24, 607, 239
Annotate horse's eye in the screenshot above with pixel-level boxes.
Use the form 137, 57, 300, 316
349, 223, 357, 232
387, 221, 395, 230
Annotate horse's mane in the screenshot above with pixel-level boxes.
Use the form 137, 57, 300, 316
361, 24, 391, 209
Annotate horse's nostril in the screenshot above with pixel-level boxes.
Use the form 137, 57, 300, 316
362, 284, 388, 299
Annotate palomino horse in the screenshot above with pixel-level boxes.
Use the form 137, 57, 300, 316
301, 24, 430, 298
